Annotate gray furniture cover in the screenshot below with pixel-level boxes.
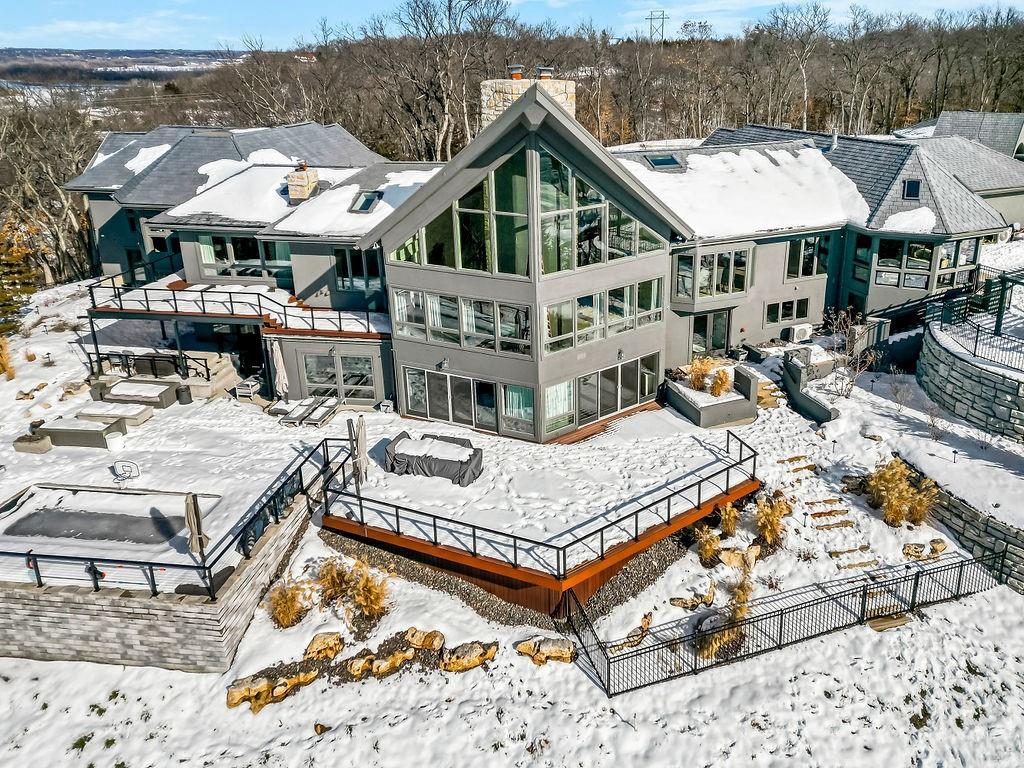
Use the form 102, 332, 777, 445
383, 431, 483, 487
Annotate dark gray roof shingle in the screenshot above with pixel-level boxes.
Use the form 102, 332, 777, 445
933, 111, 1024, 156
907, 135, 1024, 192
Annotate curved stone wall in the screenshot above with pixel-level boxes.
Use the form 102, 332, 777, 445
917, 324, 1024, 442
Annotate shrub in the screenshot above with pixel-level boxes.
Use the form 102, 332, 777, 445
718, 502, 739, 538
696, 570, 753, 659
709, 368, 731, 397
347, 560, 389, 619
265, 579, 312, 629
865, 458, 935, 527
693, 523, 721, 567
755, 496, 786, 553
317, 557, 353, 608
688, 357, 715, 391
24, 349, 35, 362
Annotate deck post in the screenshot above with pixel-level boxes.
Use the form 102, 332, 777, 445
173, 321, 186, 378
88, 316, 102, 377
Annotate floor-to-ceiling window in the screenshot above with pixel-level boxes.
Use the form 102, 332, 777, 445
692, 312, 729, 357
401, 366, 526, 436
552, 352, 660, 433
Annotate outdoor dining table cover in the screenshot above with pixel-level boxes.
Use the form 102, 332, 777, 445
383, 431, 483, 487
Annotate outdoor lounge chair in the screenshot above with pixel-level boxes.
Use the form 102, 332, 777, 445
300, 397, 340, 428
279, 397, 321, 426
383, 431, 483, 487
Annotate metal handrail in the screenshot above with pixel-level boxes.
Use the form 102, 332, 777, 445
332, 431, 758, 579
0, 438, 350, 599
86, 350, 213, 381
89, 278, 379, 335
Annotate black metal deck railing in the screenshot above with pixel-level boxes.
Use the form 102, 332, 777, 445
0, 438, 350, 599
85, 349, 213, 381
326, 431, 758, 579
562, 548, 1006, 697
928, 292, 1024, 372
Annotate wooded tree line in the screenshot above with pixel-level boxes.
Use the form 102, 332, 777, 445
0, 0, 1022, 303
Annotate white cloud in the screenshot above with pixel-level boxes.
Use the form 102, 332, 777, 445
0, 9, 212, 47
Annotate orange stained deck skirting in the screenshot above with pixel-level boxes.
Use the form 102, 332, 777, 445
321, 476, 760, 614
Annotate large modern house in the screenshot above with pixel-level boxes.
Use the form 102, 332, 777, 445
68, 70, 1022, 443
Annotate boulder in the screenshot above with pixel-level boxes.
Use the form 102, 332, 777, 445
314, 723, 332, 736
903, 543, 926, 561
303, 632, 344, 662
372, 647, 415, 678
670, 579, 716, 611
719, 545, 760, 571
514, 637, 576, 666
440, 641, 498, 673
347, 654, 374, 680
405, 627, 445, 652
226, 669, 319, 714
608, 612, 653, 654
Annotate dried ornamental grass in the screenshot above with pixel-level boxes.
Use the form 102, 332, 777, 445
266, 579, 313, 629
347, 560, 389, 619
709, 368, 731, 397
317, 557, 353, 607
906, 478, 937, 525
866, 458, 936, 526
688, 357, 715, 391
718, 502, 739, 538
755, 497, 786, 553
693, 523, 721, 567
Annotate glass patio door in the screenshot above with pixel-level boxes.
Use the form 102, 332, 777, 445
692, 311, 730, 357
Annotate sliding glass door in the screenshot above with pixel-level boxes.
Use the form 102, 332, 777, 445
559, 352, 660, 435
403, 366, 509, 435
692, 311, 730, 357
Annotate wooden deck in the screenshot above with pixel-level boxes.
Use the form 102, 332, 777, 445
548, 401, 662, 445
321, 476, 760, 614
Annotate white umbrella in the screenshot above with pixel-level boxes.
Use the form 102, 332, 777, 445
270, 337, 289, 399
356, 413, 369, 482
185, 492, 209, 557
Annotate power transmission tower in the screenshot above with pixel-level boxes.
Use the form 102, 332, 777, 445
646, 10, 668, 43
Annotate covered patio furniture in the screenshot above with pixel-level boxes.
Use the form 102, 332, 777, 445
383, 431, 483, 487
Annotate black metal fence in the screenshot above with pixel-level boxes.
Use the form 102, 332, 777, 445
928, 292, 1024, 372
562, 550, 1005, 697
0, 438, 349, 599
85, 350, 213, 380
328, 430, 758, 579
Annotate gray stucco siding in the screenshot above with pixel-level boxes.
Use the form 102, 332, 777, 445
87, 193, 148, 275
982, 189, 1024, 227
275, 335, 393, 405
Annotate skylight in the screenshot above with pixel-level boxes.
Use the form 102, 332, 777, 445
646, 154, 680, 168
349, 190, 382, 213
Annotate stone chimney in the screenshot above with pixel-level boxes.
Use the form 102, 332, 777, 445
286, 162, 319, 205
480, 65, 576, 127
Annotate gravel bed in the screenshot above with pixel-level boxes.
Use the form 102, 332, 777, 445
318, 529, 555, 631
585, 533, 694, 619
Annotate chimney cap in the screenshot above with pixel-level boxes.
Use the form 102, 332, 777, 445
507, 64, 525, 80
536, 66, 554, 80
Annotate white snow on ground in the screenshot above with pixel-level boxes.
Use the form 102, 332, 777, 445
165, 165, 360, 224
620, 146, 869, 239
195, 148, 298, 194
271, 167, 442, 238
123, 143, 172, 175
980, 238, 1024, 273
882, 207, 937, 234
0, 283, 1022, 765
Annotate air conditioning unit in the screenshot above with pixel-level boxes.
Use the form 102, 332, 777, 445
783, 323, 814, 343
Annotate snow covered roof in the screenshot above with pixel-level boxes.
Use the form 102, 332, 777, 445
704, 124, 1007, 236
152, 165, 363, 229
606, 138, 704, 154
66, 122, 384, 206
617, 141, 868, 240
264, 162, 443, 241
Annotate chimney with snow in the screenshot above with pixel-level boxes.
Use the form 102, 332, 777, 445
480, 64, 576, 127
286, 162, 319, 205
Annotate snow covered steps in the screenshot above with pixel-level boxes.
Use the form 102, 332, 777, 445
815, 520, 855, 530
810, 508, 849, 519
828, 544, 870, 558
837, 558, 880, 570
867, 614, 913, 632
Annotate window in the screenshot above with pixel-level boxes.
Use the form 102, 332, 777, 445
501, 384, 534, 436
340, 356, 375, 401
151, 236, 168, 253
636, 278, 663, 326
765, 299, 809, 324
957, 239, 978, 266
391, 235, 419, 264
495, 214, 529, 276
541, 214, 573, 274
461, 299, 496, 350
494, 146, 528, 215
732, 250, 748, 292
545, 381, 575, 433
607, 205, 635, 259
393, 289, 426, 338
902, 273, 928, 289
853, 233, 872, 266
875, 270, 899, 286
906, 242, 933, 271
475, 381, 498, 431
426, 294, 460, 345
576, 207, 604, 268
405, 368, 427, 417
126, 210, 138, 233
937, 272, 954, 288
902, 179, 921, 200
608, 285, 635, 335
424, 209, 456, 268
539, 147, 571, 212
640, 353, 660, 400
303, 354, 337, 397
675, 252, 694, 298
937, 244, 954, 270
545, 301, 574, 353
853, 265, 870, 282
349, 191, 381, 213
230, 237, 261, 274
878, 239, 903, 268
198, 235, 231, 277
955, 269, 975, 286
457, 210, 491, 272
498, 304, 531, 355
637, 226, 664, 254
575, 293, 605, 345
263, 242, 293, 287
646, 154, 679, 168
787, 236, 829, 279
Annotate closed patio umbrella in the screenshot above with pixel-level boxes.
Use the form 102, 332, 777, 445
185, 492, 209, 557
271, 338, 289, 399
356, 413, 369, 482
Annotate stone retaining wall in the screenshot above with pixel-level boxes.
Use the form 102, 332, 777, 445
916, 324, 1024, 442
0, 498, 310, 673
898, 453, 1023, 594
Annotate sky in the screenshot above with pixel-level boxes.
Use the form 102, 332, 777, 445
0, 0, 1015, 50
